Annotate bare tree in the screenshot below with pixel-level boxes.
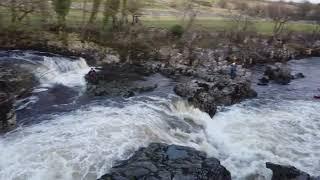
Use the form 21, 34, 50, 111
266, 2, 293, 37
0, 0, 43, 23
177, 0, 199, 32
228, 14, 256, 43
88, 0, 103, 24
127, 0, 144, 24
81, 0, 88, 27
103, 0, 120, 28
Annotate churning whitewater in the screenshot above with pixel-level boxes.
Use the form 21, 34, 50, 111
0, 51, 319, 180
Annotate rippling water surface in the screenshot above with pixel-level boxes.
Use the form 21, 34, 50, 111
0, 51, 319, 180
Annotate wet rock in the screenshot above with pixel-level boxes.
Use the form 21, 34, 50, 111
174, 77, 257, 117
258, 76, 270, 86
98, 143, 231, 180
266, 162, 319, 180
85, 64, 157, 97
0, 93, 16, 133
263, 63, 305, 85
264, 63, 292, 85
0, 62, 37, 97
293, 72, 305, 79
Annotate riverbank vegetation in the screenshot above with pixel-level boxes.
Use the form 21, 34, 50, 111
1, 0, 320, 34
0, 0, 320, 63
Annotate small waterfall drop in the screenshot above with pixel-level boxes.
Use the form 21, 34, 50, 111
34, 56, 90, 88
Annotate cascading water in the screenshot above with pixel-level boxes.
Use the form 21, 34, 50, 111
0, 51, 319, 180
34, 56, 90, 88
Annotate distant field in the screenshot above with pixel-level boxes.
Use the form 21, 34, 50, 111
142, 17, 317, 34
0, 4, 317, 35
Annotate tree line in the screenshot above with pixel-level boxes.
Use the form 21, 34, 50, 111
0, 0, 144, 31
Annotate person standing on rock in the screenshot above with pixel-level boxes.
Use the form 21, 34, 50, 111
230, 62, 237, 79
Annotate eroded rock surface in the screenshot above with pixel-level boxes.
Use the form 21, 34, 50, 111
85, 64, 157, 97
98, 143, 231, 180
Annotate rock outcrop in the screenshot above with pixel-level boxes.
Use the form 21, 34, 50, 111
258, 63, 305, 85
266, 162, 320, 180
85, 64, 157, 97
174, 77, 257, 117
264, 63, 292, 85
98, 143, 231, 180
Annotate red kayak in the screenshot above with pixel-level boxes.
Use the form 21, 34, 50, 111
314, 96, 320, 99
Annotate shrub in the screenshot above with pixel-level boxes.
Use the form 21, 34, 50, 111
170, 24, 184, 38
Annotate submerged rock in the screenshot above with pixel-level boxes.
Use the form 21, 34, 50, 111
98, 143, 231, 180
266, 162, 320, 180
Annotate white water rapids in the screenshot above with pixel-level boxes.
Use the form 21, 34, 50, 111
0, 52, 319, 180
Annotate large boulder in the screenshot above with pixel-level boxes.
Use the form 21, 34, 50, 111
85, 64, 157, 97
98, 143, 231, 180
0, 93, 16, 133
260, 63, 305, 86
264, 63, 293, 85
174, 77, 257, 117
266, 162, 320, 180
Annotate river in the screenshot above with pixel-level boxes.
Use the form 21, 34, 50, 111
0, 51, 319, 180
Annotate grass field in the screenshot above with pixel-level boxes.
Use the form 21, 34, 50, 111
142, 17, 317, 34
0, 5, 317, 35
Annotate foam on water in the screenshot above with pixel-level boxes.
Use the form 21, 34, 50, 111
1, 52, 320, 180
34, 56, 90, 88
0, 98, 211, 180
172, 99, 320, 179
1, 51, 90, 89
212, 101, 320, 179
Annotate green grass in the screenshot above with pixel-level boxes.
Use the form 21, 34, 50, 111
142, 18, 317, 34
0, 6, 317, 35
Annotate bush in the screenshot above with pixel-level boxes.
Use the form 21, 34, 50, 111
170, 24, 184, 38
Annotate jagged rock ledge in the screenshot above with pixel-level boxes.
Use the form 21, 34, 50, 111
98, 143, 231, 180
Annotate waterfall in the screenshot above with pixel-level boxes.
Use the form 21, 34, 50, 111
34, 56, 90, 88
